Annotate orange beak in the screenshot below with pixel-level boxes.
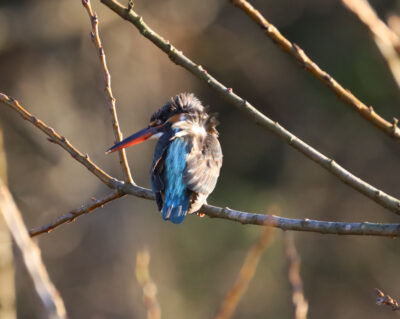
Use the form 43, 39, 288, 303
106, 125, 161, 154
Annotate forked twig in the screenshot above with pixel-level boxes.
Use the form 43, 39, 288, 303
231, 0, 400, 139
215, 226, 274, 319
136, 249, 161, 319
0, 179, 66, 319
284, 233, 308, 319
81, 0, 134, 184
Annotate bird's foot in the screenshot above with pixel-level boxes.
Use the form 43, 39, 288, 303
196, 212, 205, 218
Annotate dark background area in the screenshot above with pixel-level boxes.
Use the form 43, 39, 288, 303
1, 0, 400, 318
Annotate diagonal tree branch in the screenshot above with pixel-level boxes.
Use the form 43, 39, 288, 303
82, 0, 134, 184
342, 0, 400, 55
215, 226, 274, 319
2, 92, 400, 237
342, 0, 400, 89
29, 191, 123, 237
0, 126, 16, 319
31, 178, 400, 237
0, 93, 119, 189
230, 0, 400, 139
99, 0, 400, 215
0, 179, 67, 319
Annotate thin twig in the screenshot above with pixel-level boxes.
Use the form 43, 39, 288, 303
230, 0, 400, 139
81, 0, 134, 184
99, 0, 400, 215
342, 0, 400, 89
215, 226, 274, 319
136, 249, 161, 319
3, 93, 400, 236
284, 233, 308, 319
29, 191, 123, 237
375, 288, 400, 311
0, 179, 67, 319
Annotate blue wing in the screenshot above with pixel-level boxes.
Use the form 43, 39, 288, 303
151, 131, 192, 224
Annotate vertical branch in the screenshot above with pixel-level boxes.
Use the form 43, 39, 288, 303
342, 0, 400, 89
284, 233, 308, 319
0, 179, 66, 319
215, 226, 274, 319
136, 249, 161, 319
0, 127, 16, 319
82, 0, 134, 184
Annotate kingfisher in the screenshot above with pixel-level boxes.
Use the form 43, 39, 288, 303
106, 93, 223, 224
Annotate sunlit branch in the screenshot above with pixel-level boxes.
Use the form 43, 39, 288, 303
0, 179, 67, 319
342, 0, 400, 89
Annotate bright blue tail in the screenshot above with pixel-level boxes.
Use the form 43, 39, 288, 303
162, 136, 191, 224
162, 199, 189, 224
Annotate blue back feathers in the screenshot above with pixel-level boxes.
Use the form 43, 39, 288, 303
162, 136, 191, 224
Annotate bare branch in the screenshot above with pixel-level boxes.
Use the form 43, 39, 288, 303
215, 226, 274, 319
81, 0, 134, 184
230, 0, 400, 139
29, 191, 123, 237
284, 234, 308, 319
342, 0, 400, 89
30, 178, 400, 237
375, 288, 400, 311
3, 93, 400, 237
99, 0, 400, 215
0, 179, 66, 319
136, 249, 161, 319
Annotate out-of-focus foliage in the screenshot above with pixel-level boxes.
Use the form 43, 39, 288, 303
1, 0, 400, 318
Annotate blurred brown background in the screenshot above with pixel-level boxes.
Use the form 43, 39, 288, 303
1, 0, 400, 318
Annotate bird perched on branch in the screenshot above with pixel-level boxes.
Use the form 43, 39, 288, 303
106, 93, 223, 224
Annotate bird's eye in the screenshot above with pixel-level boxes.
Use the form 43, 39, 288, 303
150, 119, 163, 127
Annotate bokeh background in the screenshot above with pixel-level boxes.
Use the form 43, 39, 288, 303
1, 0, 400, 318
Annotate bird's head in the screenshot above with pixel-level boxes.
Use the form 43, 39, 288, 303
106, 93, 214, 154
